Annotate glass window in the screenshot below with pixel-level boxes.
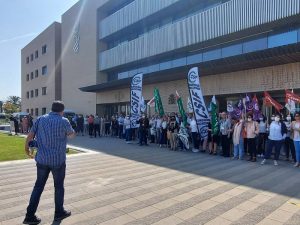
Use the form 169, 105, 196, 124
222, 44, 243, 57
42, 87, 47, 95
30, 90, 34, 98
172, 57, 187, 68
107, 73, 117, 82
35, 70, 38, 78
31, 109, 34, 115
268, 31, 298, 48
42, 65, 47, 75
42, 45, 47, 54
118, 71, 129, 79
148, 64, 159, 73
203, 49, 222, 61
35, 89, 38, 97
26, 92, 29, 99
42, 108, 46, 115
35, 108, 39, 116
137, 66, 148, 74
30, 54, 33, 61
26, 74, 29, 81
31, 72, 34, 80
159, 60, 172, 70
243, 37, 268, 53
26, 109, 29, 113
128, 69, 138, 77
26, 57, 29, 64
187, 53, 203, 65
35, 50, 38, 58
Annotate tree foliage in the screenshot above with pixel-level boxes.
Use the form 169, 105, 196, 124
2, 96, 21, 114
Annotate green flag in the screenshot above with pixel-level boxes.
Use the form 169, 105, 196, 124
154, 88, 164, 116
176, 91, 187, 126
211, 96, 219, 135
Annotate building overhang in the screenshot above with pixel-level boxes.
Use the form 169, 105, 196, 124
80, 43, 300, 93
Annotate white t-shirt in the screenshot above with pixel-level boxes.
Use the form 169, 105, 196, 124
190, 119, 198, 133
293, 122, 300, 141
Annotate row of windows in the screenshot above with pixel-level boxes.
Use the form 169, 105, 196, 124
25, 45, 47, 64
108, 28, 300, 81
26, 66, 48, 81
26, 87, 47, 99
26, 108, 47, 117
105, 0, 229, 50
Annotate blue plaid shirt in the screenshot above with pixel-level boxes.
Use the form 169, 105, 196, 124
31, 112, 74, 167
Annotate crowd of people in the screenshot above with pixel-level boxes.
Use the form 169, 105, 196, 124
68, 111, 300, 168
9, 114, 33, 135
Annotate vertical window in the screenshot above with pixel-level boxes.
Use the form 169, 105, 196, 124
42, 108, 46, 115
42, 45, 47, 54
35, 89, 38, 97
35, 69, 39, 78
26, 109, 29, 113
30, 90, 34, 98
35, 50, 38, 58
26, 74, 29, 81
30, 54, 33, 61
31, 109, 34, 115
42, 65, 47, 75
26, 91, 29, 99
31, 72, 34, 80
42, 87, 47, 95
35, 108, 39, 116
26, 57, 29, 64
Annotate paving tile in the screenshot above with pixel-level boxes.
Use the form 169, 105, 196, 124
193, 199, 220, 211
267, 209, 294, 223
98, 214, 136, 225
174, 207, 202, 220
128, 206, 160, 219
257, 218, 284, 225
152, 216, 184, 225
220, 208, 247, 222
204, 216, 232, 225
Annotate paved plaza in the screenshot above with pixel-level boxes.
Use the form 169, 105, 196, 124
1, 136, 300, 225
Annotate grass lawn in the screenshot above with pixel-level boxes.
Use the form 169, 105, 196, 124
0, 133, 79, 162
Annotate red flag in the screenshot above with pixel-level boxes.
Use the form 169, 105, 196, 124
285, 90, 300, 103
264, 91, 283, 112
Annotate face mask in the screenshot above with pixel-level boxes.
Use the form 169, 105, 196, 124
247, 118, 252, 122
142, 116, 145, 118
271, 117, 275, 121
287, 117, 291, 121
239, 119, 243, 123
275, 117, 280, 122
259, 118, 263, 121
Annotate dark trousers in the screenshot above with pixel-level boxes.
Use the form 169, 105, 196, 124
221, 135, 230, 157
192, 132, 199, 149
246, 138, 257, 159
257, 133, 267, 155
88, 124, 94, 136
160, 130, 167, 145
285, 137, 296, 162
26, 163, 66, 218
105, 124, 110, 135
94, 124, 100, 137
125, 128, 132, 142
139, 129, 147, 145
119, 125, 124, 139
265, 139, 283, 160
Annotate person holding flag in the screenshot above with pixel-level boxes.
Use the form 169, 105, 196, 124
208, 96, 219, 155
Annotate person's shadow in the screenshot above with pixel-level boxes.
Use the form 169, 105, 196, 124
51, 220, 62, 225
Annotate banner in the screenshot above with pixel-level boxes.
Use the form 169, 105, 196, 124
187, 97, 194, 113
227, 101, 234, 113
154, 88, 164, 116
264, 91, 283, 112
140, 96, 146, 113
211, 96, 219, 135
285, 90, 298, 114
252, 95, 262, 121
187, 67, 210, 139
130, 73, 143, 128
175, 91, 187, 126
286, 89, 300, 103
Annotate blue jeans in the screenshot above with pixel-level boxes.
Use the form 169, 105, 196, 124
264, 139, 283, 160
125, 128, 132, 142
294, 141, 300, 163
26, 163, 66, 217
234, 137, 244, 159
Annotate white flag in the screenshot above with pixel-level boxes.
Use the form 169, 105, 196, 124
147, 97, 155, 107
187, 97, 193, 113
140, 96, 146, 113
130, 73, 143, 128
187, 67, 210, 139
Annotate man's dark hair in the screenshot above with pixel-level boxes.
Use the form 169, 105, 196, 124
51, 101, 65, 113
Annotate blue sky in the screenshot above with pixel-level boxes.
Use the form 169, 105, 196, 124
0, 0, 79, 101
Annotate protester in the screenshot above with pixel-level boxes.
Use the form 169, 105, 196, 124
155, 115, 162, 144
291, 113, 300, 167
189, 114, 199, 153
244, 114, 259, 162
138, 114, 149, 146
261, 114, 286, 166
124, 115, 132, 144
100, 116, 105, 136
88, 115, 94, 138
257, 116, 267, 157
220, 112, 231, 157
118, 114, 124, 139
76, 114, 84, 136
23, 101, 75, 225
168, 114, 179, 151
232, 117, 244, 160
22, 116, 29, 134
284, 115, 296, 162
159, 116, 168, 148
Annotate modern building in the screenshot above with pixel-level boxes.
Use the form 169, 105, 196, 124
21, 22, 61, 117
22, 0, 300, 117
80, 0, 300, 117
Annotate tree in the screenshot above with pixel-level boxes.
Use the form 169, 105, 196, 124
7, 96, 21, 106
2, 96, 21, 114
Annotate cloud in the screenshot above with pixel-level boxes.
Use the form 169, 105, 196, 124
0, 32, 38, 45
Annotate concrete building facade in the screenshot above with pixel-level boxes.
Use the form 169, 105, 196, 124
21, 22, 61, 117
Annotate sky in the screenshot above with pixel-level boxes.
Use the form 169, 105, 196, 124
0, 0, 79, 102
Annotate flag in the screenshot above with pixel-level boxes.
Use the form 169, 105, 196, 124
187, 67, 210, 139
285, 90, 297, 114
264, 91, 283, 112
245, 94, 253, 113
147, 97, 155, 107
187, 97, 193, 113
140, 96, 146, 113
130, 73, 143, 128
175, 91, 187, 126
154, 88, 164, 116
230, 99, 243, 120
211, 96, 219, 135
227, 101, 234, 113
252, 95, 262, 120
